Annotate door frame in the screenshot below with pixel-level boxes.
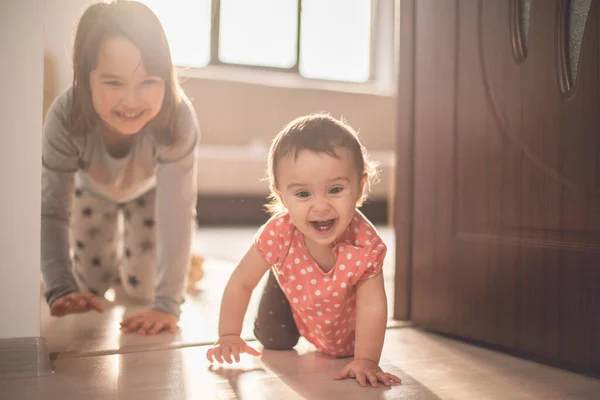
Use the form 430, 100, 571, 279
393, 0, 416, 321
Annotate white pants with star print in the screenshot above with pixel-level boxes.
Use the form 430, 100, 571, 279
69, 187, 157, 303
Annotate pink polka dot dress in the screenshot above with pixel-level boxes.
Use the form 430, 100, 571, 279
254, 211, 387, 357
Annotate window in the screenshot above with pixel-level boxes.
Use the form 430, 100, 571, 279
140, 0, 377, 83
140, 0, 212, 68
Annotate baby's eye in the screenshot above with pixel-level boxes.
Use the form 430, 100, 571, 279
295, 190, 311, 199
329, 186, 344, 195
142, 79, 160, 85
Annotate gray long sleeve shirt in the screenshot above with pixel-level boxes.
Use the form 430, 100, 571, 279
41, 88, 199, 317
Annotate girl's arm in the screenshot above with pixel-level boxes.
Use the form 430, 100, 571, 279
152, 139, 198, 317
353, 272, 388, 363
41, 91, 81, 306
42, 167, 79, 304
218, 245, 271, 336
151, 97, 200, 317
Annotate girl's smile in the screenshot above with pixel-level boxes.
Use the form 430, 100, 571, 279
90, 36, 165, 136
114, 109, 149, 124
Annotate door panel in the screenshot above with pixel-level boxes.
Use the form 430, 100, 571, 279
395, 0, 600, 373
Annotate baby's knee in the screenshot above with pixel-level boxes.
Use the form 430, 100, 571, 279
258, 334, 300, 351
254, 323, 300, 350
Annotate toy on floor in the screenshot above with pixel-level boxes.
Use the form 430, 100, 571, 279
187, 254, 205, 289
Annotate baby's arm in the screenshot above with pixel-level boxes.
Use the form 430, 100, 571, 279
334, 273, 401, 387
206, 245, 271, 363
354, 273, 388, 363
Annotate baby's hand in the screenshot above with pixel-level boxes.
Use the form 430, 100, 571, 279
206, 335, 261, 364
334, 358, 402, 388
50, 292, 104, 317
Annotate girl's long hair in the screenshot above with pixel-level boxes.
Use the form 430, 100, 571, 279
70, 0, 180, 144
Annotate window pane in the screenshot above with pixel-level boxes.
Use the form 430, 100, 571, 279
300, 0, 371, 82
219, 0, 298, 68
139, 0, 211, 67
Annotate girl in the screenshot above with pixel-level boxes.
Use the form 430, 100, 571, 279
41, 0, 199, 336
206, 114, 401, 388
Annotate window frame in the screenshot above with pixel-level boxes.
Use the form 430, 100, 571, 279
194, 0, 393, 85
209, 0, 301, 73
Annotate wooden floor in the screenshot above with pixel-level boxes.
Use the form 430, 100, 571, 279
4, 226, 600, 399
3, 328, 600, 399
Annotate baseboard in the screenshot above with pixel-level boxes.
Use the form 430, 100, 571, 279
0, 337, 53, 380
196, 195, 389, 226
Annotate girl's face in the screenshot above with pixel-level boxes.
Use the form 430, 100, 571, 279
275, 148, 364, 249
89, 36, 165, 135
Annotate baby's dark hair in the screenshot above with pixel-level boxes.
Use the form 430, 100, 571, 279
266, 113, 379, 215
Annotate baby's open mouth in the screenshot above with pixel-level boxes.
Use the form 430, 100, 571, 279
310, 219, 336, 231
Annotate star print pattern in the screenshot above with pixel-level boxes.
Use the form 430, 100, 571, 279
128, 274, 140, 288
88, 226, 101, 238
102, 212, 115, 221
70, 188, 158, 305
254, 212, 386, 357
139, 239, 155, 253
101, 272, 113, 283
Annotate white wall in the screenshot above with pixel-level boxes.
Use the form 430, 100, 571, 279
44, 0, 92, 96
44, 0, 397, 199
0, 0, 44, 339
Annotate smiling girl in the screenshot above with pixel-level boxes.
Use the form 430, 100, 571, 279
41, 0, 199, 335
206, 114, 401, 388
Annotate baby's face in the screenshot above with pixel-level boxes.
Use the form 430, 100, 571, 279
276, 148, 363, 248
89, 36, 165, 136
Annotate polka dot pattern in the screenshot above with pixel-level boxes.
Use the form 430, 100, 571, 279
253, 212, 387, 356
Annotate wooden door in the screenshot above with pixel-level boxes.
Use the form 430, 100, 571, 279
394, 0, 600, 374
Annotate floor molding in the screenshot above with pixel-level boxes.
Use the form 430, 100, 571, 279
196, 195, 389, 226
0, 337, 53, 380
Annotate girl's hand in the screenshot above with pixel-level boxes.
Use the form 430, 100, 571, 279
50, 292, 105, 317
206, 335, 261, 364
333, 358, 402, 388
120, 309, 178, 335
